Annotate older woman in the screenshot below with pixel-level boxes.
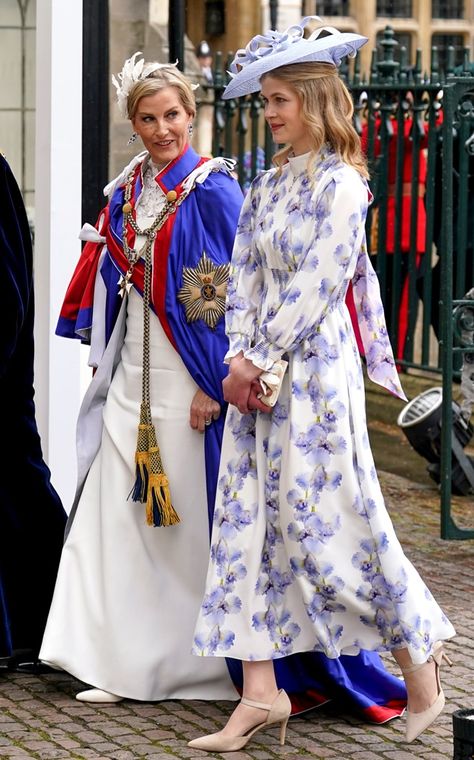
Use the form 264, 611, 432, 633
39, 57, 241, 702
40, 55, 407, 716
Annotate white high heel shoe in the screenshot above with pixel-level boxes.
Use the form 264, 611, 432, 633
402, 643, 453, 743
76, 688, 123, 703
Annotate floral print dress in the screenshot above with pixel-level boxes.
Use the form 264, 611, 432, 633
192, 148, 455, 666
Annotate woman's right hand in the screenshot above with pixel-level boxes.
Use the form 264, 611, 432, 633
223, 356, 270, 415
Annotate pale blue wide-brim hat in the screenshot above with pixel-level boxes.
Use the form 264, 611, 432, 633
223, 16, 368, 100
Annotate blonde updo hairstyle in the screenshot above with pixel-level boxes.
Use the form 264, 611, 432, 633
127, 66, 197, 121
262, 62, 368, 178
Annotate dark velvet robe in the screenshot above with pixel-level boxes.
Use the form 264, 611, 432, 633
0, 154, 66, 660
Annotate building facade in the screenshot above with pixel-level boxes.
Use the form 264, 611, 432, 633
186, 1, 474, 78
4, 1, 474, 206
0, 0, 36, 215
307, 1, 474, 75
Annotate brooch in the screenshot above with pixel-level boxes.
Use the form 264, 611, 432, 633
178, 252, 229, 329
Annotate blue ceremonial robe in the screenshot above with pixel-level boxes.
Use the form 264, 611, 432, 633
0, 155, 66, 660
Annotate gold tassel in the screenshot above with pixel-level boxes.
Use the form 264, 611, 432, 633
145, 430, 180, 527
129, 411, 152, 503
146, 470, 180, 527
132, 448, 150, 503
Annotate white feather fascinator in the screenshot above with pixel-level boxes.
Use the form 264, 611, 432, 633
112, 52, 199, 118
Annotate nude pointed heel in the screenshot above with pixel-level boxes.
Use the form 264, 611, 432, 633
279, 715, 290, 745
187, 688, 292, 752
402, 643, 453, 743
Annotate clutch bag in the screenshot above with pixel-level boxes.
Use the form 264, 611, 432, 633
257, 359, 288, 407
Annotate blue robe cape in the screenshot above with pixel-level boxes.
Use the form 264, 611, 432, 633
57, 146, 406, 720
0, 155, 66, 660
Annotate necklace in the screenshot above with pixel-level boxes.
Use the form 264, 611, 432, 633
118, 171, 186, 297
120, 168, 192, 527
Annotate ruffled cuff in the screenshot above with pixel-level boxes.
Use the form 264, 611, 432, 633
243, 339, 283, 372
224, 332, 252, 364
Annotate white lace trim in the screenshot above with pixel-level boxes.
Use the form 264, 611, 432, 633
135, 161, 167, 224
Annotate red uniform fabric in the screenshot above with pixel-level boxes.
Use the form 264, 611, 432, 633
361, 116, 428, 359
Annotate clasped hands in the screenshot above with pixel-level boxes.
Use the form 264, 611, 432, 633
190, 354, 271, 432
222, 352, 272, 415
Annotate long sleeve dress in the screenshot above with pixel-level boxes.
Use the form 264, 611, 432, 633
193, 147, 455, 664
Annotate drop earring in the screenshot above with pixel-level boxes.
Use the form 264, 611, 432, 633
188, 123, 193, 137
127, 132, 138, 145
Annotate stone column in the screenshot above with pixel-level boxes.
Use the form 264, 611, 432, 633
261, 0, 301, 31
109, 0, 149, 177
355, 0, 376, 76
416, 0, 432, 73
225, 0, 261, 55
35, 0, 84, 509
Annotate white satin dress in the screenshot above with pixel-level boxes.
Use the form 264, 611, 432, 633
39, 161, 238, 701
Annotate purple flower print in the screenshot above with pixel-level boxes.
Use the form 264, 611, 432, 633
306, 591, 346, 623
282, 285, 302, 304
294, 422, 346, 467
271, 402, 289, 426
225, 414, 256, 455
287, 488, 310, 516
348, 210, 364, 244
288, 513, 341, 555
311, 467, 343, 493
319, 277, 336, 302
275, 228, 305, 269
215, 498, 254, 540
252, 608, 301, 656
302, 334, 339, 375
255, 567, 293, 604
211, 541, 247, 591
333, 242, 351, 267
193, 627, 235, 656
400, 616, 437, 656
201, 586, 242, 626
352, 494, 377, 520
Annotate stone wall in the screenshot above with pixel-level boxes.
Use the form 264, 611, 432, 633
109, 0, 202, 178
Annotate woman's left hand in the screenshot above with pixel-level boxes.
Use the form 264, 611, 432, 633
190, 389, 221, 433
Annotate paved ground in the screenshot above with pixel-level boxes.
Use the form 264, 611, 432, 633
0, 468, 473, 760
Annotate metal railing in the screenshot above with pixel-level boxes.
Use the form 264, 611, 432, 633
197, 26, 474, 537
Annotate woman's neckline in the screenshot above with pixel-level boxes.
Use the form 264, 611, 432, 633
149, 158, 168, 175
286, 151, 312, 174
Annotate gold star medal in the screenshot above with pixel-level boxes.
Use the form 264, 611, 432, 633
178, 252, 229, 330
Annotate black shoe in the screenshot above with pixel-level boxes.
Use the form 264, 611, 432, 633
14, 659, 57, 674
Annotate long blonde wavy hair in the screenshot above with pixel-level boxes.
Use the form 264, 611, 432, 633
261, 62, 368, 178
